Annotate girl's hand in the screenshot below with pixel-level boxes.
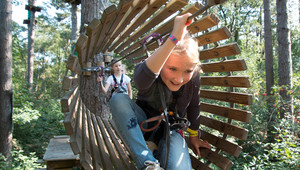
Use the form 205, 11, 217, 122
171, 13, 193, 42
97, 76, 103, 83
189, 136, 211, 158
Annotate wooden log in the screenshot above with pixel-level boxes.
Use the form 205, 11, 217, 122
200, 43, 241, 60
200, 102, 251, 123
201, 59, 247, 73
66, 54, 81, 74
199, 115, 249, 140
200, 89, 253, 105
61, 85, 79, 113
199, 130, 242, 157
201, 76, 250, 88
196, 27, 231, 46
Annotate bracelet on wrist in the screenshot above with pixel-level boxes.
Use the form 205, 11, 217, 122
169, 34, 180, 46
187, 128, 198, 137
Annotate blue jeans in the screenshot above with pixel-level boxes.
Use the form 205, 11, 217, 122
109, 93, 192, 170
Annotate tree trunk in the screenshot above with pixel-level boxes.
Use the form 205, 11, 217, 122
0, 0, 13, 162
264, 0, 274, 96
27, 0, 36, 91
71, 3, 78, 41
264, 0, 275, 142
276, 0, 293, 118
80, 0, 110, 118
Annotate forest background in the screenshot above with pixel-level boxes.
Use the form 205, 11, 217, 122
0, 0, 299, 169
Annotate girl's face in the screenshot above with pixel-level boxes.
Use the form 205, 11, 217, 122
112, 61, 122, 74
160, 54, 198, 91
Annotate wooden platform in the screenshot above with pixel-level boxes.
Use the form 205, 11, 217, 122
43, 135, 80, 170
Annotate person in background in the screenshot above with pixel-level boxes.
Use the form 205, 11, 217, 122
109, 13, 210, 170
97, 59, 132, 99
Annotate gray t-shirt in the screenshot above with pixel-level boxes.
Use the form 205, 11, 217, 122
134, 62, 201, 130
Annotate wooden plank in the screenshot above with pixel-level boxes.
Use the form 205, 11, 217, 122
76, 34, 88, 67
112, 0, 168, 53
200, 43, 241, 60
196, 27, 231, 46
189, 13, 220, 34
80, 104, 93, 170
119, 2, 203, 56
86, 110, 102, 170
200, 102, 252, 123
105, 119, 137, 169
93, 5, 118, 55
85, 18, 101, 61
199, 148, 233, 170
199, 130, 242, 157
199, 115, 249, 140
201, 76, 250, 88
61, 84, 79, 113
63, 91, 80, 135
70, 99, 83, 155
97, 117, 135, 169
113, 0, 189, 52
200, 89, 253, 105
190, 155, 212, 170
105, 0, 151, 52
131, 55, 147, 64
43, 136, 79, 162
62, 76, 79, 91
201, 59, 247, 73
91, 114, 115, 170
101, 0, 134, 52
66, 54, 81, 74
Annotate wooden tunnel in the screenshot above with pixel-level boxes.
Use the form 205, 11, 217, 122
60, 0, 253, 169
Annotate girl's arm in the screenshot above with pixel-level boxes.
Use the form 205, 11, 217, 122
127, 82, 132, 99
145, 13, 192, 74
97, 76, 110, 94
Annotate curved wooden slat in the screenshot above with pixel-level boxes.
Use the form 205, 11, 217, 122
200, 130, 242, 157
112, 0, 168, 53
86, 18, 101, 61
200, 43, 241, 60
196, 27, 231, 46
61, 84, 79, 113
75, 34, 88, 67
105, 0, 151, 51
64, 92, 80, 135
113, 0, 189, 52
66, 54, 81, 74
69, 99, 82, 155
201, 59, 247, 73
199, 148, 233, 170
190, 155, 212, 170
189, 13, 220, 34
199, 115, 249, 140
119, 2, 203, 56
200, 89, 253, 105
62, 76, 79, 91
94, 5, 118, 55
201, 76, 250, 88
200, 102, 251, 123
101, 0, 134, 52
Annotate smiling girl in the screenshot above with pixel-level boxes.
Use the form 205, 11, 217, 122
109, 13, 210, 170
